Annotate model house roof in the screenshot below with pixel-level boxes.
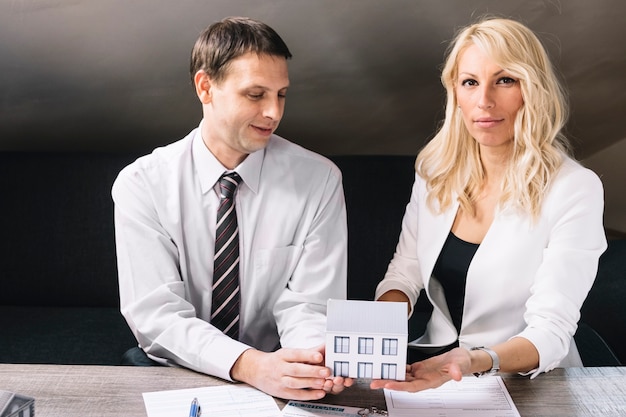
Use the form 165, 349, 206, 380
326, 299, 407, 335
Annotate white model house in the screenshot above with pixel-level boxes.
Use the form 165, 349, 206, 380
325, 299, 407, 380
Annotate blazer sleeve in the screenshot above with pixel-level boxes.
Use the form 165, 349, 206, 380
517, 162, 607, 377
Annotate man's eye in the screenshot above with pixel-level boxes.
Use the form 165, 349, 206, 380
248, 93, 264, 99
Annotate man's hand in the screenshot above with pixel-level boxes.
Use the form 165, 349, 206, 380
231, 345, 353, 400
316, 344, 354, 395
369, 347, 470, 392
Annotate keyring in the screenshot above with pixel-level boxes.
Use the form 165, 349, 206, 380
357, 406, 388, 416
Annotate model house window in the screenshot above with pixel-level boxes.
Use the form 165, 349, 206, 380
358, 337, 374, 354
381, 363, 397, 380
382, 338, 398, 355
334, 336, 350, 353
358, 362, 373, 378
334, 361, 349, 377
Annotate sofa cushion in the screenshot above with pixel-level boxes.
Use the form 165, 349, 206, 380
0, 306, 136, 365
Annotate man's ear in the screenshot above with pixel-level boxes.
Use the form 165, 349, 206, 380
194, 70, 212, 104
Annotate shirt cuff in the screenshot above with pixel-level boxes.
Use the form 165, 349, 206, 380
199, 337, 252, 382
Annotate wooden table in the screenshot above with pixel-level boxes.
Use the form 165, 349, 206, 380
1, 364, 625, 416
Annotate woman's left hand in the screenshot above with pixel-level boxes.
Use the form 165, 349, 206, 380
369, 347, 472, 392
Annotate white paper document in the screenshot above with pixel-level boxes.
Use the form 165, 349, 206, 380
142, 384, 280, 417
384, 376, 521, 417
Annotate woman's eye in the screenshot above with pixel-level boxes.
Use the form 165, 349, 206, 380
497, 77, 517, 85
461, 79, 477, 87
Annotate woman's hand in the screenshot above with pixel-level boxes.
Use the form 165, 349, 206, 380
370, 338, 538, 393
370, 347, 471, 392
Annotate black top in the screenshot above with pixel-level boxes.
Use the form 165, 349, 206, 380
432, 231, 480, 334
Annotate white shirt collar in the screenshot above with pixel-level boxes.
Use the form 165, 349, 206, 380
192, 121, 264, 195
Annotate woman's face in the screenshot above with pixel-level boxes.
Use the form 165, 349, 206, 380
455, 43, 524, 152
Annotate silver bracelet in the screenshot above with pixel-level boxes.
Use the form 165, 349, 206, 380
470, 346, 500, 377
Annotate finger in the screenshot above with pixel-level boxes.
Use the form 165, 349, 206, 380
332, 376, 353, 387
277, 387, 327, 401
376, 380, 431, 393
283, 361, 331, 380
279, 347, 324, 365
315, 343, 326, 357
325, 377, 347, 394
322, 379, 334, 393
282, 375, 328, 391
330, 381, 347, 395
274, 349, 330, 379
369, 379, 388, 390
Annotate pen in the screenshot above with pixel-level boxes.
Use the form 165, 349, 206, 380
188, 397, 201, 417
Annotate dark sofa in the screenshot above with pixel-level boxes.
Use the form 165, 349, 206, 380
1, 152, 624, 366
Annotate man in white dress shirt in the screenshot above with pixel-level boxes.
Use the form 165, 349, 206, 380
112, 17, 350, 400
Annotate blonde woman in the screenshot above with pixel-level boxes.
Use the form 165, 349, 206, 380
372, 17, 606, 392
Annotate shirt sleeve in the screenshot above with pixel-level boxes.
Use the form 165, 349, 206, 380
112, 163, 250, 382
517, 164, 607, 377
273, 164, 348, 349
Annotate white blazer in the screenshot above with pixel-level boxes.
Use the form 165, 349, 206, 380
376, 157, 607, 377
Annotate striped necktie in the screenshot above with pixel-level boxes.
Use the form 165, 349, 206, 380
211, 172, 242, 339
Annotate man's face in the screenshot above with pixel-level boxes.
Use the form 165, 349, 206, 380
201, 52, 289, 168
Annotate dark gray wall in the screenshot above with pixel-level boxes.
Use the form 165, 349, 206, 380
1, 0, 624, 233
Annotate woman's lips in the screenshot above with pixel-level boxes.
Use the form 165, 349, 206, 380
474, 117, 503, 128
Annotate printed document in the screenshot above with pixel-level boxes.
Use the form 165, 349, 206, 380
384, 376, 521, 417
143, 384, 280, 417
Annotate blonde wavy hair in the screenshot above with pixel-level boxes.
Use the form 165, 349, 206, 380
417, 17, 571, 219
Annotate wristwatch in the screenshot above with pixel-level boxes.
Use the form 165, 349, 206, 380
470, 346, 500, 377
